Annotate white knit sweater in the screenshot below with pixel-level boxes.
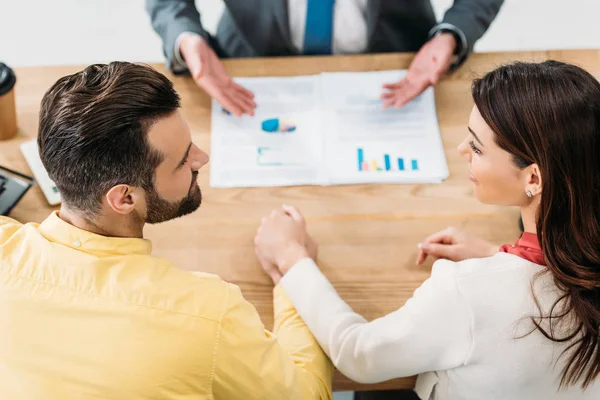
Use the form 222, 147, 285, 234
280, 253, 600, 399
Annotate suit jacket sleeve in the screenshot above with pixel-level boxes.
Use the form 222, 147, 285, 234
146, 0, 210, 70
442, 0, 504, 55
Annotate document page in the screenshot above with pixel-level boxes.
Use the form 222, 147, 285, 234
210, 71, 448, 188
210, 76, 324, 188
320, 70, 449, 184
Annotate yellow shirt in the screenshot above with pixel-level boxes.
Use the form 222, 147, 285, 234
0, 212, 332, 399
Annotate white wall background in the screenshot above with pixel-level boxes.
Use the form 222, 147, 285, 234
1, 0, 599, 67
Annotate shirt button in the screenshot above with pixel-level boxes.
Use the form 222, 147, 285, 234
73, 240, 81, 248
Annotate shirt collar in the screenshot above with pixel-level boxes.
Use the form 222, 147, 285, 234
516, 232, 541, 251
499, 232, 546, 266
38, 211, 152, 256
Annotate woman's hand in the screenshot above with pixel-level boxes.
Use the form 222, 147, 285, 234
416, 227, 499, 265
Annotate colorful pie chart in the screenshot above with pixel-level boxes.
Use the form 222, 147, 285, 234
261, 118, 296, 133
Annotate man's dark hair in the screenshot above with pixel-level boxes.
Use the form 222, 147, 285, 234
38, 62, 180, 216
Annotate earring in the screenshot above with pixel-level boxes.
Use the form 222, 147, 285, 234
526, 190, 533, 198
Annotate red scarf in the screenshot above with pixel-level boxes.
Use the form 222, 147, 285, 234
499, 232, 546, 266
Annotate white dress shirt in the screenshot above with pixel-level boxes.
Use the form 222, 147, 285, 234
280, 253, 600, 399
288, 0, 368, 55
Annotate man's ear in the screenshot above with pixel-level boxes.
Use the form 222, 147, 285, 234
105, 185, 142, 215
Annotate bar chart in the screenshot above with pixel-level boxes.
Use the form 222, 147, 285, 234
357, 148, 419, 172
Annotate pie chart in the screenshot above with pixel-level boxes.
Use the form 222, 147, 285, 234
261, 118, 296, 133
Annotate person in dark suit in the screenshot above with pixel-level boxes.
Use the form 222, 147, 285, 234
147, 0, 504, 117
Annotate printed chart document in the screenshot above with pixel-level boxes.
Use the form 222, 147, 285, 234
210, 70, 448, 188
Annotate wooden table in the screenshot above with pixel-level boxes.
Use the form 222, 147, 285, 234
1, 50, 598, 391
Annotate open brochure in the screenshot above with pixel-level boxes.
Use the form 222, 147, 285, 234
210, 70, 448, 188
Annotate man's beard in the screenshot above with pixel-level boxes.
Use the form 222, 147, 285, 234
144, 172, 202, 224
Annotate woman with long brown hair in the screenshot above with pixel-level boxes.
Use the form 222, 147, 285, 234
254, 60, 600, 399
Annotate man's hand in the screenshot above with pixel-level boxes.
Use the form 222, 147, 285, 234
179, 33, 256, 117
381, 33, 457, 108
255, 205, 315, 283
416, 227, 499, 265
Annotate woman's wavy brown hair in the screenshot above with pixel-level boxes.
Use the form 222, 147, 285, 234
472, 60, 600, 389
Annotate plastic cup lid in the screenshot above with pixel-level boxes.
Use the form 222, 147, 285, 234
0, 63, 16, 96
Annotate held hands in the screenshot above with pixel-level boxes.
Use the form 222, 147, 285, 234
416, 227, 499, 265
179, 33, 256, 117
254, 205, 317, 284
381, 33, 457, 108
